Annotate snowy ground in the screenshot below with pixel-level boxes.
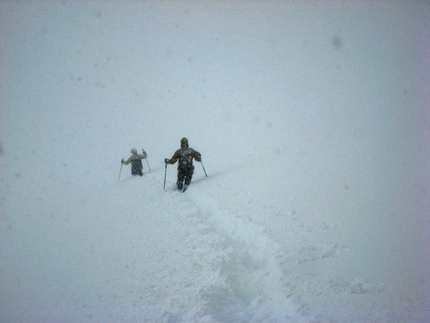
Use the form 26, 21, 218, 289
1, 1, 430, 322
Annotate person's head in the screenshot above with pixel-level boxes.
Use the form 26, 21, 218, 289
131, 148, 137, 155
181, 137, 189, 149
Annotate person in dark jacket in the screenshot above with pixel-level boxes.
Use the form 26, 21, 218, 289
165, 138, 201, 191
122, 148, 147, 176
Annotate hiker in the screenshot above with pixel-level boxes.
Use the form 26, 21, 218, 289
122, 148, 147, 176
165, 137, 201, 191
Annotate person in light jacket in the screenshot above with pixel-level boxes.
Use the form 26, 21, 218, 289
122, 148, 147, 176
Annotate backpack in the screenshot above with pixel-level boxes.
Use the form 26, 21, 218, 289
178, 149, 192, 170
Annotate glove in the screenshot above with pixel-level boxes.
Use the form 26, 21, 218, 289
165, 158, 169, 164
142, 149, 146, 154
121, 158, 124, 164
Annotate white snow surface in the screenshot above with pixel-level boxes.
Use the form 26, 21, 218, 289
1, 1, 430, 322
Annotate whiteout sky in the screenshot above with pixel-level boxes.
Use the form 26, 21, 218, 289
1, 1, 430, 322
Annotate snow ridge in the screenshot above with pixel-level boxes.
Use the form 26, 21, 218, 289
186, 189, 302, 322
69, 170, 305, 323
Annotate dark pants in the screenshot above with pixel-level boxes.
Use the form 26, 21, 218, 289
131, 165, 143, 176
177, 168, 193, 190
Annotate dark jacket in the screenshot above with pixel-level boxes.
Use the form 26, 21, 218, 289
166, 147, 201, 172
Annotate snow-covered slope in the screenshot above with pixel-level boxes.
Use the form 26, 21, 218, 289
1, 1, 429, 322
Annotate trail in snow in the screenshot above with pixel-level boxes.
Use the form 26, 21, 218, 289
185, 189, 297, 322
121, 169, 303, 322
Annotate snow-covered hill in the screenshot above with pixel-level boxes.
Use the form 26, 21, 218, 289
1, 1, 429, 322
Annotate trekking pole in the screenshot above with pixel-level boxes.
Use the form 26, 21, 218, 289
163, 161, 167, 189
201, 161, 208, 177
118, 160, 123, 181
142, 149, 151, 171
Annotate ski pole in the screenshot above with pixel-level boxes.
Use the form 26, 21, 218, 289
163, 161, 167, 189
118, 160, 123, 181
142, 149, 151, 171
201, 161, 208, 177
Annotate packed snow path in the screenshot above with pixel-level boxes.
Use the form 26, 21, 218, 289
71, 169, 302, 322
